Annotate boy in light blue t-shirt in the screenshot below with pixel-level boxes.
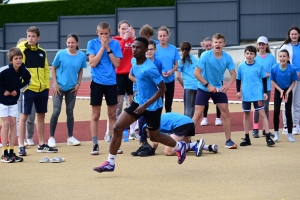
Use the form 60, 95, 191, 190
86, 22, 123, 155
193, 33, 237, 149
236, 45, 275, 147
93, 37, 187, 173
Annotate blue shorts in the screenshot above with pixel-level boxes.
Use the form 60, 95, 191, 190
195, 88, 228, 106
20, 89, 49, 114
242, 101, 265, 112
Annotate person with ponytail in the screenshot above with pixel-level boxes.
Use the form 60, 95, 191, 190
47, 33, 87, 148
176, 41, 198, 118
280, 26, 300, 135
251, 36, 276, 138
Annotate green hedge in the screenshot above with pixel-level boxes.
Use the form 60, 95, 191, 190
0, 0, 175, 28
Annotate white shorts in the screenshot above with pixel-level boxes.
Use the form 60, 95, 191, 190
0, 104, 18, 117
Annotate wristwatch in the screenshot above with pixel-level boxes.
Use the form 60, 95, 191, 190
204, 82, 209, 87
107, 49, 113, 54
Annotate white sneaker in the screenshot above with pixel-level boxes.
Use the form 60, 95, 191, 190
27, 138, 35, 146
215, 118, 223, 126
129, 132, 140, 140
67, 136, 81, 146
104, 132, 112, 142
48, 137, 57, 148
292, 126, 299, 135
200, 118, 208, 126
282, 127, 288, 135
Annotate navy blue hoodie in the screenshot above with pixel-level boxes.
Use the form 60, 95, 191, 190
0, 63, 31, 105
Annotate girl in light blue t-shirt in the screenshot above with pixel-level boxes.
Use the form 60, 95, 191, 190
271, 49, 298, 142
155, 26, 180, 113
252, 36, 276, 138
176, 41, 198, 118
280, 27, 300, 135
48, 34, 87, 148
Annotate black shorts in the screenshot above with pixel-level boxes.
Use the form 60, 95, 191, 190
21, 89, 48, 114
90, 81, 118, 106
116, 74, 133, 95
124, 101, 162, 131
172, 123, 195, 137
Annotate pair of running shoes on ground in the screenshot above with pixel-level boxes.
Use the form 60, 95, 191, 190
93, 139, 219, 173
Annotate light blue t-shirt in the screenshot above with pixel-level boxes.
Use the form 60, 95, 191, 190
160, 112, 194, 133
270, 63, 298, 89
237, 61, 266, 101
255, 53, 276, 91
291, 43, 300, 72
177, 54, 198, 90
86, 38, 123, 85
196, 50, 235, 91
130, 58, 163, 111
52, 49, 87, 91
131, 57, 162, 92
155, 44, 180, 83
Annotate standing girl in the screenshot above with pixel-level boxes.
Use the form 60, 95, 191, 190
47, 34, 87, 147
280, 26, 300, 135
252, 36, 276, 138
271, 49, 298, 142
176, 41, 198, 118
155, 26, 180, 112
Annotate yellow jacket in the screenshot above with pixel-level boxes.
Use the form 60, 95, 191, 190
17, 41, 50, 92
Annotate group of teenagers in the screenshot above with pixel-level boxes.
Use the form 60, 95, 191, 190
0, 21, 299, 174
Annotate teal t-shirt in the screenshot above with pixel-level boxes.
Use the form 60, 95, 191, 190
52, 49, 87, 91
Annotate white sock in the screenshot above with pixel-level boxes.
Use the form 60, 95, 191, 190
107, 154, 116, 165
203, 145, 209, 151
173, 141, 182, 151
288, 134, 296, 142
274, 131, 279, 141
130, 121, 137, 134
188, 142, 197, 150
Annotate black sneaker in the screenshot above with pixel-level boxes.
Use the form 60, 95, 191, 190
37, 144, 58, 153
240, 138, 251, 146
266, 138, 275, 146
262, 130, 275, 138
252, 129, 259, 138
131, 141, 151, 156
18, 146, 27, 156
91, 144, 99, 155
1, 155, 14, 163
137, 147, 155, 157
10, 153, 24, 162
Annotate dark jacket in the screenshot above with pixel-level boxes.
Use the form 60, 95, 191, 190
0, 63, 31, 105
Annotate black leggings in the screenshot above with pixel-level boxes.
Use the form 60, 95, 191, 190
203, 81, 222, 118
273, 89, 293, 133
203, 105, 221, 118
164, 81, 174, 113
